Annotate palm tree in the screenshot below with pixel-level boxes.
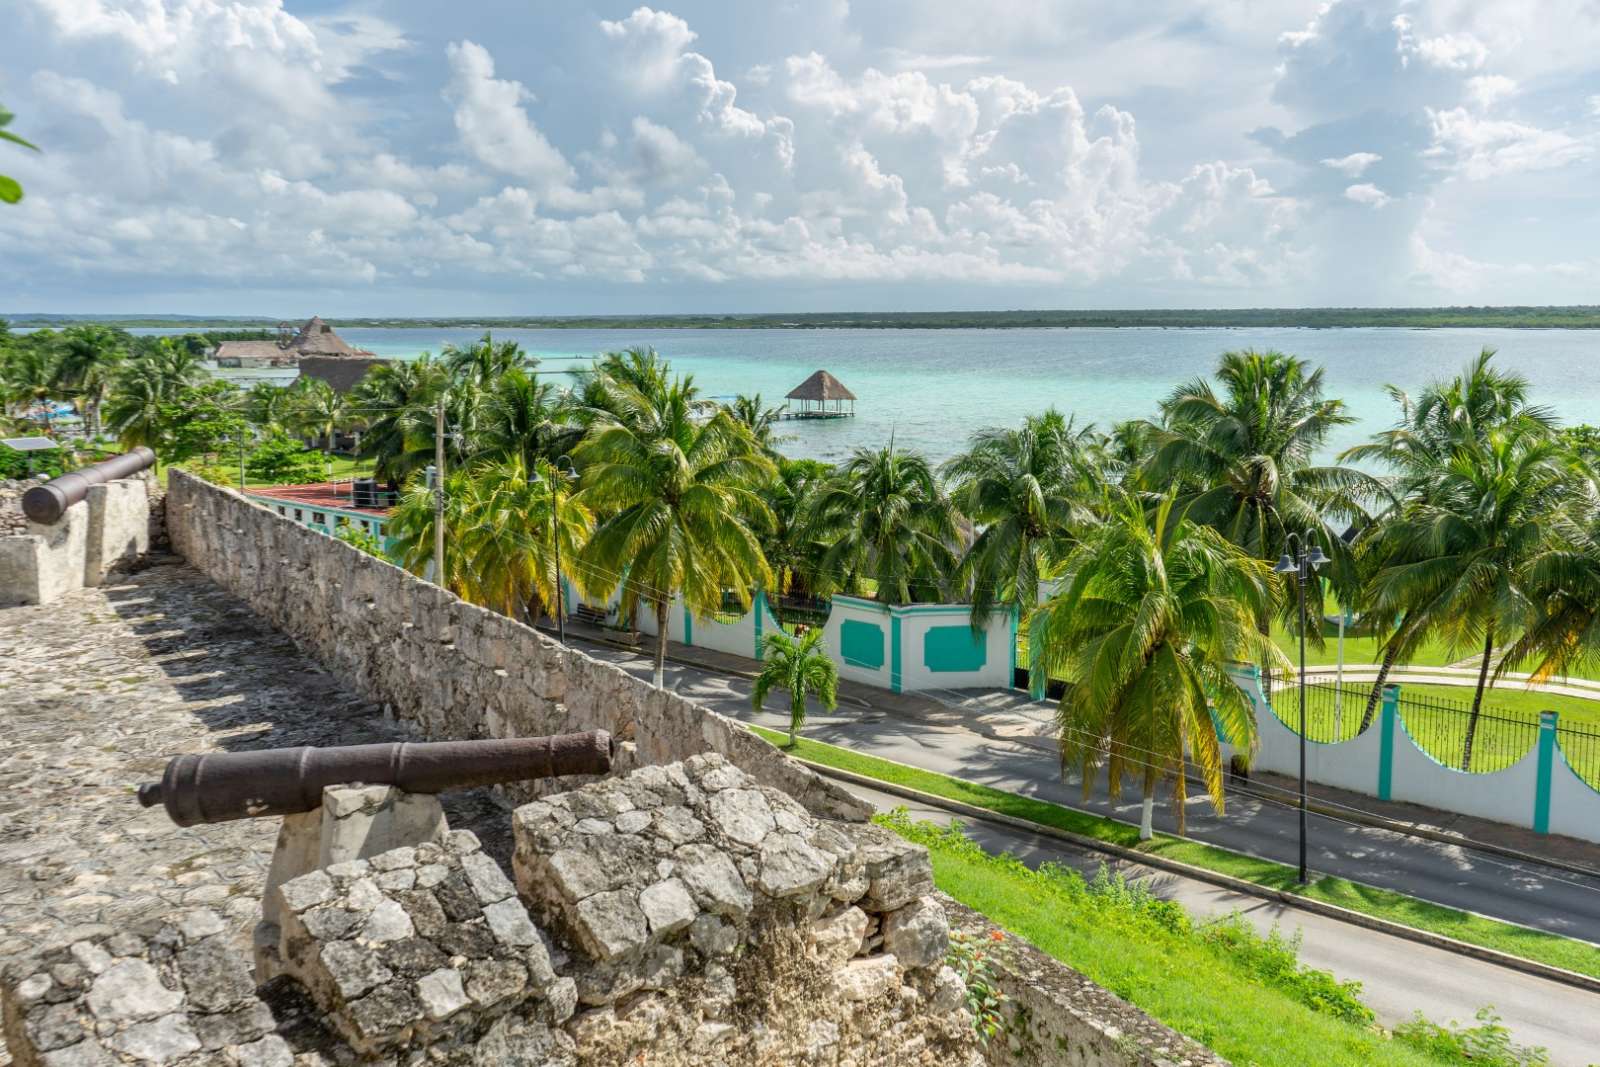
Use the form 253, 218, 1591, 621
388, 455, 593, 621
478, 368, 583, 469
353, 356, 450, 487
51, 325, 128, 438
807, 441, 960, 606
1367, 427, 1569, 768
943, 410, 1101, 628
576, 371, 775, 688
760, 457, 832, 623
1029, 492, 1285, 838
442, 332, 532, 388
101, 340, 204, 450
751, 628, 839, 746
1142, 350, 1378, 685
291, 377, 348, 453
1498, 479, 1600, 685
725, 394, 787, 457
1343, 350, 1558, 729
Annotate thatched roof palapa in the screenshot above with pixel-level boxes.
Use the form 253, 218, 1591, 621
786, 369, 856, 402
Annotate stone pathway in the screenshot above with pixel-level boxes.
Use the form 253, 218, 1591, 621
0, 554, 510, 1062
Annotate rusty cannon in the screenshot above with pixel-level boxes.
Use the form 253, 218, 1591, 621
136, 730, 614, 826
22, 446, 157, 524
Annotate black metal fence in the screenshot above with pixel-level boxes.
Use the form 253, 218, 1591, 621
1268, 679, 1600, 787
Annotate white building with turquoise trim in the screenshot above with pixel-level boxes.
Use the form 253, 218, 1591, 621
244, 482, 396, 554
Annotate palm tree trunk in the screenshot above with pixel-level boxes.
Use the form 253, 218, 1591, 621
1139, 766, 1157, 841
789, 692, 801, 747
1358, 639, 1402, 734
653, 600, 670, 690
1461, 627, 1495, 771
1258, 616, 1275, 698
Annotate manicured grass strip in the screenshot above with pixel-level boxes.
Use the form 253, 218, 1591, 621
749, 726, 1600, 980
895, 814, 1448, 1067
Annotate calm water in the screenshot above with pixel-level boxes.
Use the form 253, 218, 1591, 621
135, 326, 1600, 464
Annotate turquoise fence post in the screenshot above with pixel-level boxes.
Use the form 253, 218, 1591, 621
890, 612, 903, 694
1009, 605, 1019, 690
682, 599, 693, 648
1533, 711, 1558, 834
753, 589, 766, 661
1377, 684, 1400, 801
1029, 613, 1048, 701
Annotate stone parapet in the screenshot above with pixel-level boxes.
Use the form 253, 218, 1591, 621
164, 470, 867, 823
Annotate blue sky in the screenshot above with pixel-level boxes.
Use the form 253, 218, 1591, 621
2, 0, 1597, 315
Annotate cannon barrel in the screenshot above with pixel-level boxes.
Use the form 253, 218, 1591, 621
23, 446, 158, 525
136, 731, 613, 826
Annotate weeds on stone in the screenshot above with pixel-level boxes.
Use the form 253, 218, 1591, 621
945, 927, 1009, 1043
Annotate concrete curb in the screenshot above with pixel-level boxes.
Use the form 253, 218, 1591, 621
800, 759, 1600, 997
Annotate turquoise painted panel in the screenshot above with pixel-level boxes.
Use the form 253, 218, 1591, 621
923, 625, 987, 673
840, 620, 885, 671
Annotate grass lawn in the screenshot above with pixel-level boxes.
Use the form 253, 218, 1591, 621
892, 814, 1466, 1066
749, 726, 1600, 982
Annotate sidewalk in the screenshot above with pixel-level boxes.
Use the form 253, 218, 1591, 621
555, 618, 1600, 874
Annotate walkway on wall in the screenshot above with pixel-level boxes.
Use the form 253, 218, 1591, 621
565, 634, 1600, 946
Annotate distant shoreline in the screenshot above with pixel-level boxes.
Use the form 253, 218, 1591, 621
9, 307, 1600, 331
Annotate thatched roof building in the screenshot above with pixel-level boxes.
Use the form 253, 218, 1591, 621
214, 316, 378, 368
784, 369, 856, 418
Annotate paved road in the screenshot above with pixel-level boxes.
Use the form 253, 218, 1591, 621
843, 783, 1600, 1066
571, 637, 1600, 1063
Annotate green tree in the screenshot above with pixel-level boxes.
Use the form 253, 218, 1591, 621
759, 456, 832, 621
389, 455, 593, 622
352, 355, 450, 487
291, 376, 348, 453
1342, 350, 1558, 729
102, 340, 207, 450
943, 410, 1101, 629
1367, 428, 1570, 769
335, 522, 387, 559
576, 371, 775, 688
245, 434, 325, 484
161, 381, 247, 465
1029, 492, 1284, 838
0, 105, 38, 205
478, 367, 582, 469
751, 628, 840, 746
51, 326, 129, 438
724, 394, 787, 457
807, 442, 959, 605
245, 381, 295, 435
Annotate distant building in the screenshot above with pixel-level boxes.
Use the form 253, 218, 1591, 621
214, 318, 385, 393
245, 480, 398, 553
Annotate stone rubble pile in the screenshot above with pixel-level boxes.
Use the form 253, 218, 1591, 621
1, 755, 983, 1067
0, 481, 34, 537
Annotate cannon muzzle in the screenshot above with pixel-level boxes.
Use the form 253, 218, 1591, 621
23, 447, 157, 524
137, 731, 613, 826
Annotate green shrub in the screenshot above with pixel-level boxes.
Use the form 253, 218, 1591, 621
1392, 1009, 1549, 1066
0, 444, 66, 480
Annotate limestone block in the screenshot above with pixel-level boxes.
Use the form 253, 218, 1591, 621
881, 896, 951, 971
856, 825, 937, 912
84, 477, 149, 586
275, 833, 554, 1056
0, 910, 284, 1067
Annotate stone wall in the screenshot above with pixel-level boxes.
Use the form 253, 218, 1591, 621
2, 757, 981, 1066
164, 470, 867, 823
947, 902, 1226, 1067
0, 475, 150, 607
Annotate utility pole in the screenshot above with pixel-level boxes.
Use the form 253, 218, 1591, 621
433, 396, 447, 587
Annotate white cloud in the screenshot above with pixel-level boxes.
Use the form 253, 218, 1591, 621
1464, 74, 1517, 109
1344, 182, 1391, 207
1427, 107, 1592, 180
1321, 152, 1382, 176
443, 40, 576, 193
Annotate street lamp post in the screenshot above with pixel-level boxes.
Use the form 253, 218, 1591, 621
1274, 530, 1329, 885
550, 455, 576, 644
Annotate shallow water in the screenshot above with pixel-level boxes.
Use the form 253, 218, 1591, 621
140, 326, 1600, 464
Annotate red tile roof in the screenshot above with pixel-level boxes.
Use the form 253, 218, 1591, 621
246, 482, 393, 517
